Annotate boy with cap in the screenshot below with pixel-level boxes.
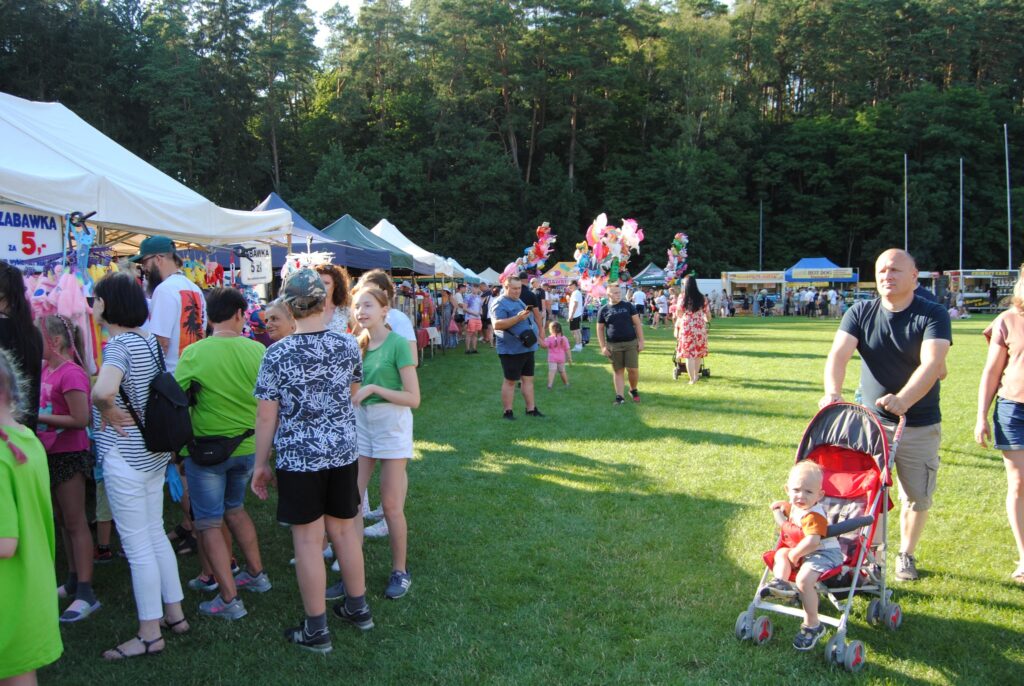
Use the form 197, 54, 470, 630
251, 269, 371, 652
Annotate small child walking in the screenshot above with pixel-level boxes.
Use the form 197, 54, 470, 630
761, 461, 844, 651
540, 321, 572, 389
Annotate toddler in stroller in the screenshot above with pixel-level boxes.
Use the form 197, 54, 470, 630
736, 403, 905, 672
760, 462, 844, 650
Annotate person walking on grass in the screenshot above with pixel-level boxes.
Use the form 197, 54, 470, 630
37, 315, 99, 623
491, 277, 543, 420
975, 269, 1024, 583
821, 249, 951, 582
567, 281, 585, 351
540, 321, 572, 389
175, 288, 271, 621
252, 269, 371, 653
464, 282, 483, 354
0, 350, 64, 684
597, 282, 644, 405
326, 286, 420, 602
673, 277, 710, 385
91, 273, 188, 659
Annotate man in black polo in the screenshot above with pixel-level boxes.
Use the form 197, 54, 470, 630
596, 282, 645, 405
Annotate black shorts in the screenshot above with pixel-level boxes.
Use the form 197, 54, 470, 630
276, 463, 360, 525
569, 317, 582, 331
499, 351, 536, 381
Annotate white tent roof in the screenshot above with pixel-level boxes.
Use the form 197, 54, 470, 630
371, 219, 453, 276
0, 92, 292, 244
476, 267, 502, 284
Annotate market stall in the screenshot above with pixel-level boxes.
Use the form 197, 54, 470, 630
323, 214, 430, 274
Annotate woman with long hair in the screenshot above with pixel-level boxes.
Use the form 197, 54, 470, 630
673, 276, 710, 385
976, 269, 1024, 583
0, 261, 43, 431
314, 264, 352, 334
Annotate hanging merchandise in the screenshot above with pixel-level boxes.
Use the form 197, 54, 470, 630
499, 222, 557, 283
576, 213, 644, 299
664, 232, 689, 285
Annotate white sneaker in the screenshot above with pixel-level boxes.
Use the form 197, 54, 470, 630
572, 345, 582, 352
331, 558, 340, 573
323, 544, 335, 560
364, 519, 389, 539
365, 505, 384, 521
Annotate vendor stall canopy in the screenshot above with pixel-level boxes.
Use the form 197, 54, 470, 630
785, 257, 859, 283
0, 92, 292, 244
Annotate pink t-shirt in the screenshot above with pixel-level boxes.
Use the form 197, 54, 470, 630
984, 309, 1024, 404
543, 335, 570, 364
39, 361, 91, 454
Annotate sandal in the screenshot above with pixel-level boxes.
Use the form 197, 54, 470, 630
102, 635, 165, 660
166, 524, 191, 542
159, 616, 190, 634
175, 531, 197, 555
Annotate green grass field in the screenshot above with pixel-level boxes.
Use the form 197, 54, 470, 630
44, 315, 1024, 685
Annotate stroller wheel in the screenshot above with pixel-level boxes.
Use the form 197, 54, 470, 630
734, 610, 753, 640
673, 365, 681, 381
751, 615, 773, 646
824, 635, 843, 665
866, 598, 883, 626
884, 602, 903, 630
843, 640, 867, 672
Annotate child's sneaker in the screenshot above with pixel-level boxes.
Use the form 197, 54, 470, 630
234, 570, 272, 593
325, 579, 347, 601
199, 595, 247, 621
384, 571, 412, 599
760, 578, 797, 598
792, 623, 825, 651
94, 546, 114, 563
630, 389, 640, 403
284, 621, 332, 653
187, 574, 218, 592
613, 395, 625, 405
333, 602, 374, 631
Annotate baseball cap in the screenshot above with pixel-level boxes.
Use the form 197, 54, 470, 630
129, 235, 177, 263
280, 269, 326, 311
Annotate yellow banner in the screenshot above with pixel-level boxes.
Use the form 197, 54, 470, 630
791, 268, 854, 280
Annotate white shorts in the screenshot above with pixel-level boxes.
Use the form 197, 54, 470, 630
356, 403, 414, 459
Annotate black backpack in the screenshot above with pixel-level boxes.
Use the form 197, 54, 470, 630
119, 334, 193, 453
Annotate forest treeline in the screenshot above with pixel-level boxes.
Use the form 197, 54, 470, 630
2, 0, 1024, 274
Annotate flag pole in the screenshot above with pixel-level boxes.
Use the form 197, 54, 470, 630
1006, 124, 1013, 271
904, 153, 909, 251
959, 158, 964, 291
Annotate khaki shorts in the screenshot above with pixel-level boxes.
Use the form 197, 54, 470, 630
883, 421, 941, 512
95, 479, 112, 522
606, 339, 639, 371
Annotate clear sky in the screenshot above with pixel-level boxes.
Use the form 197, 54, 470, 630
306, 0, 362, 46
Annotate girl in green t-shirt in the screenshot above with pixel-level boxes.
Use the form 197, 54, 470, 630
352, 287, 420, 600
0, 348, 64, 682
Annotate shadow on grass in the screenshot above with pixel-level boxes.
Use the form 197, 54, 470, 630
712, 349, 826, 360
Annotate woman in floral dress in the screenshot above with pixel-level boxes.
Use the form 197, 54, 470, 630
673, 276, 709, 384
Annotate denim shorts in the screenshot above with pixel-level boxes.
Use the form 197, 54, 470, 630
994, 397, 1024, 451
184, 453, 255, 530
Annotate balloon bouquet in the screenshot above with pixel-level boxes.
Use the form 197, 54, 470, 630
664, 232, 689, 286
574, 213, 644, 299
499, 222, 557, 282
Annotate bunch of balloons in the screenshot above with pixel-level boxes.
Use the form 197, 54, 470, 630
500, 222, 557, 282
574, 213, 644, 298
664, 232, 689, 285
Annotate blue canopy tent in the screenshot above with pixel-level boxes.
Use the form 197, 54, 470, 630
785, 257, 858, 283
218, 193, 391, 270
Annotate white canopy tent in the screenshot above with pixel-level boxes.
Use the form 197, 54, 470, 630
0, 92, 292, 246
476, 267, 502, 284
371, 219, 453, 276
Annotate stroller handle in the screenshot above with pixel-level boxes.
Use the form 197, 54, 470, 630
825, 515, 874, 538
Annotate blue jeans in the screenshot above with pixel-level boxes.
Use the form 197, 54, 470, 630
184, 454, 255, 530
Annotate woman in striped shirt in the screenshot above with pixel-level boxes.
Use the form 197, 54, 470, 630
91, 273, 187, 659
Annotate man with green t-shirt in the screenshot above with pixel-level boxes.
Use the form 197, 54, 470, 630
175, 288, 271, 620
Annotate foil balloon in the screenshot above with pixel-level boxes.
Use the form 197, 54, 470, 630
500, 222, 557, 282
577, 213, 644, 297
664, 232, 689, 286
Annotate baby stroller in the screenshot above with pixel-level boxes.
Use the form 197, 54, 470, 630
734, 403, 905, 672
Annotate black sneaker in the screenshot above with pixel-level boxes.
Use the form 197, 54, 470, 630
525, 408, 544, 417
760, 578, 797, 599
284, 622, 332, 653
333, 602, 374, 631
792, 624, 825, 651
613, 396, 625, 405
502, 410, 515, 420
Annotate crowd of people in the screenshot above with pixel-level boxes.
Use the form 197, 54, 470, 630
5, 238, 1024, 678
